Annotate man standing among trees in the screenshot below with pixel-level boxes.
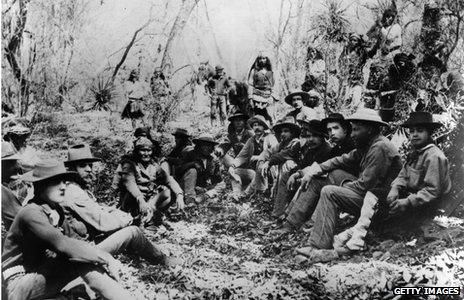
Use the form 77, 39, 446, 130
206, 65, 231, 126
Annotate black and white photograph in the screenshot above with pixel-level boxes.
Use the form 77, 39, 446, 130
1, 0, 464, 299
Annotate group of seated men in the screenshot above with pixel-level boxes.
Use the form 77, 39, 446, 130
1, 88, 452, 298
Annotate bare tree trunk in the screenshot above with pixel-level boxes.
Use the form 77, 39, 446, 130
4, 0, 31, 116
203, 0, 224, 63
161, 0, 200, 74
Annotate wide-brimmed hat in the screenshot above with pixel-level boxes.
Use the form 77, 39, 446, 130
65, 144, 101, 166
400, 111, 442, 130
22, 159, 80, 183
346, 109, 389, 126
4, 124, 31, 136
228, 112, 249, 122
2, 141, 20, 161
215, 65, 224, 70
322, 113, 349, 126
247, 114, 271, 130
172, 128, 190, 137
273, 116, 301, 136
193, 134, 219, 145
298, 118, 327, 137
284, 89, 310, 105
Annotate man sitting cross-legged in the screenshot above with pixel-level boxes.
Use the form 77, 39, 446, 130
2, 159, 135, 300
62, 144, 170, 265
293, 109, 402, 262
228, 115, 279, 199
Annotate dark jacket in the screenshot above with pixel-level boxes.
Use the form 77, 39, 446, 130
329, 137, 356, 158
207, 74, 231, 95
1, 183, 27, 231
2, 202, 108, 272
178, 148, 222, 187
219, 125, 254, 157
268, 138, 300, 166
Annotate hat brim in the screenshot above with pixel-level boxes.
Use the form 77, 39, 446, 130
400, 122, 443, 130
228, 114, 249, 122
193, 139, 218, 145
2, 154, 21, 161
247, 117, 270, 130
321, 117, 348, 126
22, 170, 81, 183
64, 158, 101, 166
273, 123, 301, 136
285, 92, 310, 105
172, 132, 190, 137
345, 118, 389, 126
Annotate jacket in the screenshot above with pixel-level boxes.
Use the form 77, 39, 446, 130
219, 125, 254, 157
234, 132, 279, 169
268, 138, 300, 166
119, 156, 182, 215
62, 183, 132, 235
1, 183, 26, 231
207, 74, 230, 95
391, 143, 451, 207
311, 134, 402, 197
2, 202, 108, 272
178, 148, 223, 187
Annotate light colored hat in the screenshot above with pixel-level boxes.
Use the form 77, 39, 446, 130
346, 108, 389, 126
284, 90, 310, 105
247, 114, 271, 130
65, 144, 101, 166
273, 116, 301, 136
2, 141, 20, 160
22, 159, 80, 183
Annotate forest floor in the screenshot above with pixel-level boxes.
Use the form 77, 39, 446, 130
27, 93, 464, 300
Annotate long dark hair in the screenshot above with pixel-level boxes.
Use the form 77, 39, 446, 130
250, 56, 272, 72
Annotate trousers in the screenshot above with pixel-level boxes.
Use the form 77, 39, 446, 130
272, 161, 297, 217
210, 95, 227, 122
5, 226, 164, 300
308, 185, 364, 249
285, 169, 357, 228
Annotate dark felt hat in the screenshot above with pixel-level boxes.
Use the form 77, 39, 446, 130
400, 111, 442, 130
193, 134, 219, 145
172, 128, 190, 137
298, 118, 327, 137
22, 159, 80, 183
284, 90, 310, 105
322, 113, 348, 126
65, 144, 101, 166
273, 116, 301, 136
228, 112, 249, 122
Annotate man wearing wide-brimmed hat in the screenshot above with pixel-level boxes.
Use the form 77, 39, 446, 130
62, 144, 171, 265
284, 89, 321, 121
3, 159, 135, 300
229, 115, 278, 198
291, 108, 402, 262
270, 117, 333, 222
177, 134, 224, 204
161, 128, 194, 176
1, 141, 29, 231
332, 111, 451, 257
216, 112, 254, 168
322, 113, 355, 158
